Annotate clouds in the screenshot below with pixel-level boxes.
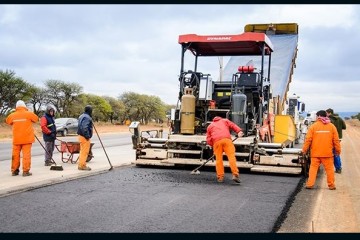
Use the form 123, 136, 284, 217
0, 4, 359, 111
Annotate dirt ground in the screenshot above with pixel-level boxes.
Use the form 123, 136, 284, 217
0, 122, 168, 142
1, 119, 359, 141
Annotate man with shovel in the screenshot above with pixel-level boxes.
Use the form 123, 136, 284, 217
206, 116, 244, 184
77, 105, 93, 171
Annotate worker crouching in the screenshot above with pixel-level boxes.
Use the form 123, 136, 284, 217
206, 116, 243, 184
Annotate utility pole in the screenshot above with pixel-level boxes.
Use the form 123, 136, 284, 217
218, 56, 223, 82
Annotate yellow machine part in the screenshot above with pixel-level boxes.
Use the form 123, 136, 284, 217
244, 23, 298, 34
273, 115, 296, 145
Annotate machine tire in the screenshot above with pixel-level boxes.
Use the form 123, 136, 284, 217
302, 154, 310, 177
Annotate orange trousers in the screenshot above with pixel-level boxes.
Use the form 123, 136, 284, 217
306, 157, 335, 189
213, 138, 239, 179
78, 135, 90, 168
12, 143, 32, 173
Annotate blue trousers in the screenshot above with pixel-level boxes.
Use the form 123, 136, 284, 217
334, 154, 342, 170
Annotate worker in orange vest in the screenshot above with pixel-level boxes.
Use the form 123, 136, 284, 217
5, 100, 39, 176
206, 116, 243, 184
301, 110, 341, 190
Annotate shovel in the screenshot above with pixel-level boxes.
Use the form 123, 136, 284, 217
35, 135, 64, 171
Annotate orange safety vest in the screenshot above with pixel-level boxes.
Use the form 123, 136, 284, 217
5, 106, 39, 145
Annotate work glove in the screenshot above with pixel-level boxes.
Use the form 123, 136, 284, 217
237, 131, 244, 138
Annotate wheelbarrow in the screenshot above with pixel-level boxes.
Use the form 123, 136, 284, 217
55, 139, 94, 164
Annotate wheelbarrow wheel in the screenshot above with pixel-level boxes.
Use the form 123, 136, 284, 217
86, 151, 93, 162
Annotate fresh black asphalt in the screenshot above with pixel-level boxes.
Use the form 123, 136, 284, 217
0, 165, 302, 233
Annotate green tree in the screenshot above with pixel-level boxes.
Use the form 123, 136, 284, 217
141, 95, 166, 124
119, 92, 142, 122
103, 96, 126, 123
119, 92, 167, 124
0, 69, 33, 115
28, 85, 50, 116
78, 94, 112, 122
351, 113, 360, 121
44, 80, 83, 117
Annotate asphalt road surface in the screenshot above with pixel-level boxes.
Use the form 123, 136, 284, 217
0, 165, 302, 233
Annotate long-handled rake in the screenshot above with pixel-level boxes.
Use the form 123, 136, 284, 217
34, 135, 64, 171
190, 154, 215, 175
93, 124, 113, 171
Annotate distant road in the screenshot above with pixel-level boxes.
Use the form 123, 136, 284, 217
0, 132, 132, 162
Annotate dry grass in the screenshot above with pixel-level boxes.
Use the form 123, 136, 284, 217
346, 119, 360, 127
0, 122, 168, 142
2, 119, 357, 141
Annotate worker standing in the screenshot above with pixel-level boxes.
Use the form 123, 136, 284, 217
206, 116, 243, 184
77, 105, 93, 171
5, 100, 39, 176
326, 108, 346, 174
40, 105, 57, 166
301, 110, 341, 190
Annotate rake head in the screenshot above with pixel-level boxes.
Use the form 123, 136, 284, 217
190, 169, 201, 175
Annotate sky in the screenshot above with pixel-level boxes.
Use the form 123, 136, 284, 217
1, 4, 360, 112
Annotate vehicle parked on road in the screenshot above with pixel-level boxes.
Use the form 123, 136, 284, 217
55, 118, 78, 137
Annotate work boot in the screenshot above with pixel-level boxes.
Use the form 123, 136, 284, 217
22, 172, 32, 177
329, 186, 336, 190
335, 168, 342, 174
44, 161, 52, 166
232, 175, 241, 184
78, 166, 91, 171
217, 178, 224, 183
12, 169, 19, 176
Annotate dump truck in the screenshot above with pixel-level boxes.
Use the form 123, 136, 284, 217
129, 23, 310, 175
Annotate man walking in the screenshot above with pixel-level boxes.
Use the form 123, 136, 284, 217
77, 105, 93, 171
326, 108, 346, 173
40, 105, 57, 166
301, 110, 341, 190
206, 116, 243, 184
5, 100, 39, 176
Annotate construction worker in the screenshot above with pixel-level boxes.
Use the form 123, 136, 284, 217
326, 108, 346, 173
77, 105, 93, 171
40, 105, 57, 166
301, 110, 341, 190
206, 116, 243, 184
5, 100, 39, 176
